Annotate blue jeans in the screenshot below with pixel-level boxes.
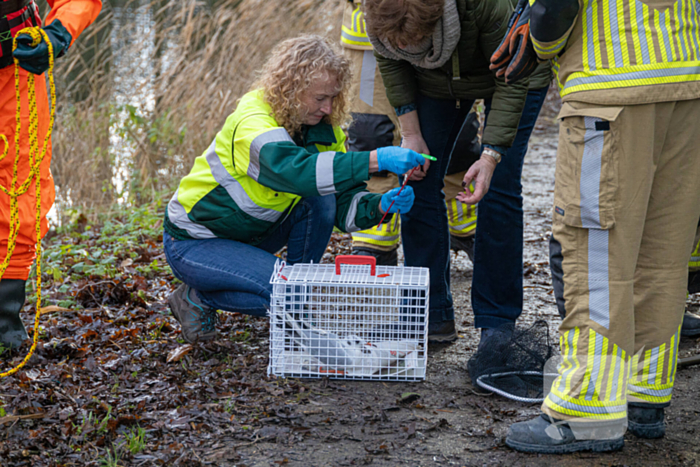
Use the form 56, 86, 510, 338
163, 196, 336, 317
402, 94, 477, 330
472, 86, 549, 329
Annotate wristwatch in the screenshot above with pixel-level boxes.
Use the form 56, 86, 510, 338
482, 147, 502, 164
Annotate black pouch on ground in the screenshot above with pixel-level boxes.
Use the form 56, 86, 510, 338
467, 320, 557, 402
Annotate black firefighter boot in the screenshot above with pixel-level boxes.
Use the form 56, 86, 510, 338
506, 413, 625, 454
0, 279, 28, 349
627, 403, 666, 439
683, 270, 700, 337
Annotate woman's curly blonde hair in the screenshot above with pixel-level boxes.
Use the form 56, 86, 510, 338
252, 35, 352, 136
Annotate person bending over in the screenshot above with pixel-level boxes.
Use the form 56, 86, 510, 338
162, 35, 423, 343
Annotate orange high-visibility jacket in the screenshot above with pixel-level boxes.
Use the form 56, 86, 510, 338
0, 0, 102, 280
44, 0, 102, 45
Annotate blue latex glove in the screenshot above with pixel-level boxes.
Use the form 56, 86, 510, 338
13, 20, 72, 75
376, 147, 425, 175
380, 186, 415, 214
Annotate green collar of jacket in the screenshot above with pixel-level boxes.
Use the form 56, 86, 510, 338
297, 121, 338, 147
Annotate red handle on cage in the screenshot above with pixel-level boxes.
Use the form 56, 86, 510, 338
335, 255, 376, 276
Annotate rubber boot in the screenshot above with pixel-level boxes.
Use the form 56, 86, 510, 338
0, 279, 28, 349
627, 403, 665, 439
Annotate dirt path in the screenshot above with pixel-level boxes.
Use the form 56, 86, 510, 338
2, 89, 699, 467
224, 92, 700, 467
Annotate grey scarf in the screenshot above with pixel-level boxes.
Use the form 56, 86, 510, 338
368, 0, 461, 70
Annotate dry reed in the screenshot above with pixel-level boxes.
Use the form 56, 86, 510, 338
44, 0, 344, 223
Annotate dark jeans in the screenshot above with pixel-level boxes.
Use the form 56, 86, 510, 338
401, 94, 477, 330
472, 86, 549, 329
163, 196, 336, 317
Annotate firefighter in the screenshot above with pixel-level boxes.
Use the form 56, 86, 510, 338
163, 36, 422, 343
505, 0, 700, 453
339, 0, 479, 267
0, 0, 102, 349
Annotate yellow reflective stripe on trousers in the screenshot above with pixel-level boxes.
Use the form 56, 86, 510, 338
545, 328, 629, 421
628, 326, 680, 404
352, 213, 400, 247
447, 199, 477, 235
689, 238, 700, 268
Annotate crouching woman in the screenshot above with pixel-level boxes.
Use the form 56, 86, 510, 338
163, 35, 424, 343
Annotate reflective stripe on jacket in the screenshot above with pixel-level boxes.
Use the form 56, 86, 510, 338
530, 0, 700, 104
164, 90, 383, 245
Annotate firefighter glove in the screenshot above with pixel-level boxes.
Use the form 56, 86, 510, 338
380, 186, 415, 214
489, 0, 539, 84
376, 147, 425, 175
13, 19, 72, 75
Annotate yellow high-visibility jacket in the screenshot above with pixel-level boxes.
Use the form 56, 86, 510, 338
529, 0, 700, 104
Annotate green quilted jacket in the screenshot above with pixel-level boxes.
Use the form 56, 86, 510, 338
375, 0, 547, 148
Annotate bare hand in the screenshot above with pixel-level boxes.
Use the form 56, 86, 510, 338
401, 135, 430, 181
456, 153, 498, 204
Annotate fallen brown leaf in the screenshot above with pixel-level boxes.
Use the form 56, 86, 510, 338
40, 305, 72, 315
0, 412, 51, 425
167, 344, 193, 363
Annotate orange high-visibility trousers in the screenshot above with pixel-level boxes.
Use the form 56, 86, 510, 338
0, 64, 54, 280
0, 0, 102, 280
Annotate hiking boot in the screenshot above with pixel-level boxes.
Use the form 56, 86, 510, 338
477, 325, 514, 352
168, 284, 218, 343
506, 414, 625, 454
351, 247, 398, 266
0, 279, 29, 349
450, 234, 475, 262
627, 403, 665, 439
681, 311, 700, 338
467, 326, 514, 387
428, 319, 457, 343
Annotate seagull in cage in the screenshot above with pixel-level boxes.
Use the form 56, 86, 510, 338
283, 313, 418, 375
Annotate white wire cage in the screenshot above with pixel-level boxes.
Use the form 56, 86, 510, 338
268, 255, 430, 381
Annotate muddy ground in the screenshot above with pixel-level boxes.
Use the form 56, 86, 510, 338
225, 91, 700, 467
2, 89, 700, 467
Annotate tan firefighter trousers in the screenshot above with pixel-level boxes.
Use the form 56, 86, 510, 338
544, 99, 700, 422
